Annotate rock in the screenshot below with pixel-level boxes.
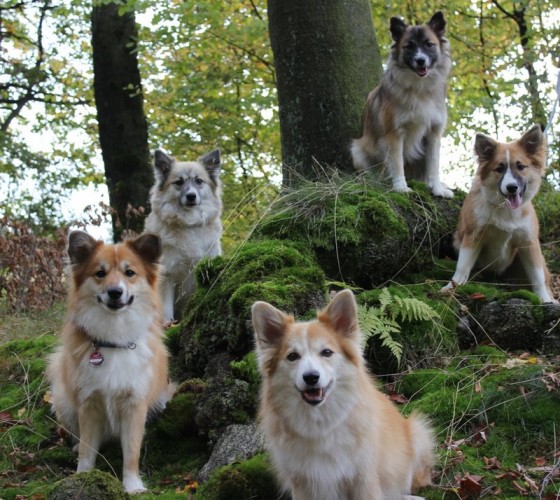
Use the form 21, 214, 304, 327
459, 298, 544, 350
198, 423, 265, 483
49, 470, 128, 499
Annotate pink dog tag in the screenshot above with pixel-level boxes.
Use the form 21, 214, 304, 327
89, 351, 104, 367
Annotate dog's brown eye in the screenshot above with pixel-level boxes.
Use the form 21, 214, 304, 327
95, 270, 106, 278
174, 179, 184, 187
425, 41, 434, 48
287, 352, 300, 362
321, 349, 334, 358
517, 164, 526, 171
195, 178, 204, 185
495, 164, 506, 174
125, 269, 135, 277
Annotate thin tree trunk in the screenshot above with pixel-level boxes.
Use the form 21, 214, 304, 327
268, 0, 382, 185
91, 2, 152, 241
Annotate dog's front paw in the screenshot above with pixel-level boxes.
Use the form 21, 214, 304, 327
440, 281, 456, 294
392, 176, 412, 193
430, 183, 454, 198
123, 474, 147, 494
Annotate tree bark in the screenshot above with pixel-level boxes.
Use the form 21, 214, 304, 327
91, 3, 152, 241
268, 0, 382, 185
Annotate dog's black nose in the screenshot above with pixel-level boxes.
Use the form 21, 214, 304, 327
415, 57, 426, 67
107, 287, 123, 300
303, 371, 320, 386
186, 193, 197, 202
506, 184, 518, 194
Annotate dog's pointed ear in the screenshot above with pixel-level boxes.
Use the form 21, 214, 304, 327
319, 290, 359, 339
198, 149, 221, 184
428, 11, 446, 38
518, 125, 544, 156
154, 150, 175, 183
252, 301, 291, 348
130, 233, 161, 264
389, 17, 407, 42
68, 231, 100, 265
474, 133, 498, 162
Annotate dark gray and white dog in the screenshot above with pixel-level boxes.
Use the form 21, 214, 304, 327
352, 12, 453, 197
144, 149, 222, 322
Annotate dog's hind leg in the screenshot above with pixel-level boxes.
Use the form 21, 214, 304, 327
425, 133, 453, 198
517, 243, 557, 303
120, 401, 149, 493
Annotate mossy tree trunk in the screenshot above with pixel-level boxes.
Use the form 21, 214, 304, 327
267, 0, 382, 186
92, 3, 152, 242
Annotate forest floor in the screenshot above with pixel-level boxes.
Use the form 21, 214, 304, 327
1, 297, 560, 499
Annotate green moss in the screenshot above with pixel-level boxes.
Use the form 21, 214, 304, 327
49, 470, 127, 499
397, 368, 465, 397
254, 179, 454, 288
174, 239, 325, 379
230, 352, 260, 391
195, 378, 256, 441
196, 453, 284, 500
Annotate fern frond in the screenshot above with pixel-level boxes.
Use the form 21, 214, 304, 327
357, 289, 440, 367
357, 304, 403, 365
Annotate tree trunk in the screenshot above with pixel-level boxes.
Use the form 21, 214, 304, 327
267, 0, 382, 185
91, 3, 152, 242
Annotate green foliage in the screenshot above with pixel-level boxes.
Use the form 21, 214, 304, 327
358, 288, 441, 366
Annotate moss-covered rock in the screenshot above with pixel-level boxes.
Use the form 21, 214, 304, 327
254, 179, 462, 287
172, 239, 326, 379
49, 470, 128, 499
195, 453, 286, 500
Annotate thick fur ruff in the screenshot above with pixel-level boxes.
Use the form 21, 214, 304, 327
352, 11, 453, 198
252, 290, 434, 500
442, 125, 556, 303
144, 149, 222, 322
47, 231, 174, 493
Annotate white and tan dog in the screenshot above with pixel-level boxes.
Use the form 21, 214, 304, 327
442, 125, 556, 302
252, 290, 434, 500
352, 12, 453, 198
48, 231, 174, 493
144, 149, 222, 323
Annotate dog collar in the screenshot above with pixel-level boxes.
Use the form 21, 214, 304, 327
89, 339, 136, 367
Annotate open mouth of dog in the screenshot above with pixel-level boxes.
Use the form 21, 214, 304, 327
416, 67, 429, 77
97, 295, 135, 310
502, 188, 525, 209
300, 380, 333, 406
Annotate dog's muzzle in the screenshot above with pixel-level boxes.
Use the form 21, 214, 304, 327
97, 286, 134, 310
300, 378, 333, 406
501, 182, 526, 209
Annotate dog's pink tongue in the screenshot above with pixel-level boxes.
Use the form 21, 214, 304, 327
416, 68, 429, 77
506, 193, 522, 209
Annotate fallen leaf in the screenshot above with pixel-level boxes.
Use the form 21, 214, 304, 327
483, 456, 501, 470
469, 292, 486, 300
459, 473, 482, 497
535, 456, 547, 467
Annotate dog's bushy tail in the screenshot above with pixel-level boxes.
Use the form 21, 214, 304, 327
408, 412, 435, 491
